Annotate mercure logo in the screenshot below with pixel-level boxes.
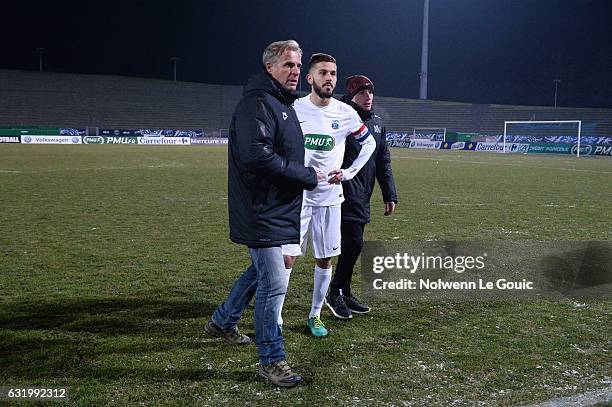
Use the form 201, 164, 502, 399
304, 134, 335, 151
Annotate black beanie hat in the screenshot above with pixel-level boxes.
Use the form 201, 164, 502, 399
345, 75, 374, 100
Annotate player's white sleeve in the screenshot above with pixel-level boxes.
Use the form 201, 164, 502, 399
341, 131, 376, 181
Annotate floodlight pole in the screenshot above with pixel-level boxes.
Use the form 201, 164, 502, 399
36, 48, 44, 72
171, 57, 179, 81
553, 79, 561, 108
419, 0, 429, 99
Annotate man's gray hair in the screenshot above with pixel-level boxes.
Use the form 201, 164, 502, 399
262, 40, 302, 66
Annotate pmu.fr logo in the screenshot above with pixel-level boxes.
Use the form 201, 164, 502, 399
332, 120, 339, 130
571, 144, 593, 156
594, 145, 612, 156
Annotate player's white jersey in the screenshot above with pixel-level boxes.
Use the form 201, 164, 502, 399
294, 96, 370, 206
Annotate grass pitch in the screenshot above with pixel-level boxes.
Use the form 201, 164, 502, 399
0, 145, 610, 405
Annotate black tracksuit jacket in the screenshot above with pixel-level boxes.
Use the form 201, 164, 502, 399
228, 71, 317, 247
340, 100, 398, 223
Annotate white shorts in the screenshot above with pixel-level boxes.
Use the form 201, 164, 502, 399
282, 204, 341, 258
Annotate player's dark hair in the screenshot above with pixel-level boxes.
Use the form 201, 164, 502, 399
308, 53, 336, 67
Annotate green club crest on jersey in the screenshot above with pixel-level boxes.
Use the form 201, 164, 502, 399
304, 134, 335, 151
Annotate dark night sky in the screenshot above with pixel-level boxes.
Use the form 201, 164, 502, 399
3, 0, 611, 108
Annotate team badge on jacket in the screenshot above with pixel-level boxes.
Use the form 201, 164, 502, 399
332, 120, 339, 130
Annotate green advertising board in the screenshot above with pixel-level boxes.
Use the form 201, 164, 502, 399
527, 143, 600, 156
527, 143, 572, 154
0, 127, 61, 136
446, 132, 478, 143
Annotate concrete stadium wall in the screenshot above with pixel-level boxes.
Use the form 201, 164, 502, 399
1, 69, 611, 136
0, 70, 241, 134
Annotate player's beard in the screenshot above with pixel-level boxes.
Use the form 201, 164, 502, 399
312, 79, 335, 99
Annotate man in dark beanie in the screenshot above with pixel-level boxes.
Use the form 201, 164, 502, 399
325, 75, 398, 319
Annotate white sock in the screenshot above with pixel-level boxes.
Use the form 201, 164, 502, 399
309, 265, 332, 319
278, 268, 292, 326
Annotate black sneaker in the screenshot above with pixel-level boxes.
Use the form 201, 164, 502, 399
204, 319, 252, 345
259, 360, 302, 388
325, 290, 352, 320
345, 294, 371, 314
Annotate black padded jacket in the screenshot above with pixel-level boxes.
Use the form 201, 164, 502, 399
340, 100, 398, 223
228, 71, 317, 247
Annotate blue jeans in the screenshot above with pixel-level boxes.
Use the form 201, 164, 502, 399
212, 246, 287, 365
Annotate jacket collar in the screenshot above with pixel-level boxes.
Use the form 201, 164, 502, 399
271, 75, 299, 105
340, 95, 374, 122
244, 70, 299, 105
346, 99, 374, 121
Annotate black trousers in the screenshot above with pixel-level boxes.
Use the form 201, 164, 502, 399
330, 220, 365, 295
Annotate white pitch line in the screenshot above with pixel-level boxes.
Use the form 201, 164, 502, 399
393, 154, 612, 175
0, 170, 21, 173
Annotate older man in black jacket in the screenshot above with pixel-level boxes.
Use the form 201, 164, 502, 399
205, 40, 322, 387
326, 75, 398, 319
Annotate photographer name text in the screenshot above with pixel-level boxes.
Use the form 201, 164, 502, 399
372, 278, 533, 291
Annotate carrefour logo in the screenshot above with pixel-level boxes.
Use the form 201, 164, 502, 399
304, 134, 335, 151
83, 136, 104, 144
